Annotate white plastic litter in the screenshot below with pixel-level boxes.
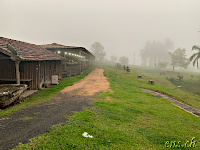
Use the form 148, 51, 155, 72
177, 86, 181, 88
82, 132, 93, 138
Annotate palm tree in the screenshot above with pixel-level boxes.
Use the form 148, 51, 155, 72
189, 45, 200, 68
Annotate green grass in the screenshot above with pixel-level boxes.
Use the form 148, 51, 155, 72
0, 66, 95, 118
33, 112, 40, 116
12, 66, 200, 150
20, 116, 34, 122
169, 75, 200, 95
131, 65, 200, 109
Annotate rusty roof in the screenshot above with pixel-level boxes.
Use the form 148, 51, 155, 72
0, 37, 64, 61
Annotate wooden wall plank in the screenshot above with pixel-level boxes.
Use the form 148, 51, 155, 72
0, 52, 62, 89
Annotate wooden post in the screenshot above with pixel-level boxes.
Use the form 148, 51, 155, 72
10, 56, 21, 85
38, 61, 40, 89
44, 61, 46, 84
15, 60, 20, 85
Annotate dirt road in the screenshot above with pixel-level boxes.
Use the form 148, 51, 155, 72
0, 68, 110, 150
61, 67, 111, 95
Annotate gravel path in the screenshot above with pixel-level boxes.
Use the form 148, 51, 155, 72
142, 88, 200, 117
0, 68, 111, 150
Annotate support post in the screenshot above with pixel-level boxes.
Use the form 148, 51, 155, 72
15, 60, 20, 85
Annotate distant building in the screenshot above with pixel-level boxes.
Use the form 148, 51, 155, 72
41, 43, 95, 77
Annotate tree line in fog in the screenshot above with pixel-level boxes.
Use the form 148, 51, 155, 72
90, 39, 200, 71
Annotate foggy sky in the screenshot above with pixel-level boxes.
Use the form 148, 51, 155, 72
1, 0, 200, 65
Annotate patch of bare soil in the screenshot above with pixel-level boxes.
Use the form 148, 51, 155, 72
141, 88, 200, 117
61, 68, 112, 95
0, 68, 112, 150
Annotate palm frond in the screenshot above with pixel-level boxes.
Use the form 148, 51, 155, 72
192, 45, 200, 51
193, 57, 199, 67
189, 53, 198, 62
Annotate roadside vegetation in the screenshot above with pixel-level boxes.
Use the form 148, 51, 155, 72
13, 66, 200, 150
0, 66, 95, 118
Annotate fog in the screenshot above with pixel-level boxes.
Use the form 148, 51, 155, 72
1, 0, 200, 65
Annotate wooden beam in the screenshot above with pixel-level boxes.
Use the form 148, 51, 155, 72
0, 79, 32, 81
0, 57, 11, 59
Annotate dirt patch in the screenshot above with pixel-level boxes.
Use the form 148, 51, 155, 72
105, 97, 113, 101
61, 68, 112, 95
0, 68, 112, 150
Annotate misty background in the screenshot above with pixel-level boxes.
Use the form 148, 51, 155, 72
1, 0, 200, 66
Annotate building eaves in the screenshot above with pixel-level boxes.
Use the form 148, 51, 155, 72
41, 43, 95, 58
0, 37, 65, 61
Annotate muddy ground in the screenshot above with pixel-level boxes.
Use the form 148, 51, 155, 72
0, 68, 111, 150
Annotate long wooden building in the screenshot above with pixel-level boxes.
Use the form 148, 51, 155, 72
0, 37, 64, 90
41, 43, 95, 77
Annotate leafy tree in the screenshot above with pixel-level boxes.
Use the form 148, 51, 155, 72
91, 42, 106, 62
115, 63, 121, 69
110, 56, 117, 63
189, 45, 200, 68
169, 48, 189, 71
140, 40, 170, 66
158, 61, 168, 69
119, 56, 129, 65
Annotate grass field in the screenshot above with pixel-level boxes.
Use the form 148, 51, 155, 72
12, 66, 200, 150
0, 66, 95, 118
132, 65, 200, 109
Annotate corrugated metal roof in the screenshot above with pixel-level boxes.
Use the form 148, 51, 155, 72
0, 37, 65, 61
41, 43, 83, 49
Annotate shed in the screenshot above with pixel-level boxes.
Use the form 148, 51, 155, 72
0, 37, 65, 90
41, 43, 95, 77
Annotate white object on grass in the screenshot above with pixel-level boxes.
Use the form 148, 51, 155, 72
177, 86, 181, 88
82, 132, 93, 138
